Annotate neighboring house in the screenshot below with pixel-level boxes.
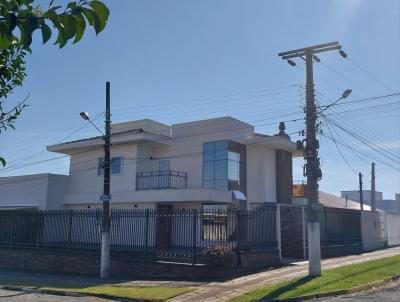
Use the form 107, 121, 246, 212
341, 190, 400, 213
0, 173, 68, 210
47, 116, 300, 211
292, 187, 373, 211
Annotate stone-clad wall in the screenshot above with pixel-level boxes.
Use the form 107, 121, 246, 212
0, 248, 279, 279
276, 150, 293, 204
280, 205, 305, 259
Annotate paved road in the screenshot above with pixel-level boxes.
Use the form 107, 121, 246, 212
0, 288, 113, 302
318, 280, 400, 302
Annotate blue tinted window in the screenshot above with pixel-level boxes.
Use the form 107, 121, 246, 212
202, 140, 246, 193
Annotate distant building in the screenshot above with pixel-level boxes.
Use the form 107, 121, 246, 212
0, 174, 68, 210
340, 190, 400, 213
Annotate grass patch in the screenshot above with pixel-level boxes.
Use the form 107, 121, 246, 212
230, 254, 400, 302
0, 274, 191, 301
43, 285, 190, 301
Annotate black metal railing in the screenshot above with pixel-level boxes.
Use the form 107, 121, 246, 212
319, 207, 362, 247
304, 207, 362, 248
136, 170, 187, 190
0, 205, 278, 265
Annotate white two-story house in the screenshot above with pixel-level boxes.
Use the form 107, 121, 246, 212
47, 116, 300, 211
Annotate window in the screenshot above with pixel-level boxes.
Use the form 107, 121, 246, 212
98, 156, 122, 176
202, 140, 246, 193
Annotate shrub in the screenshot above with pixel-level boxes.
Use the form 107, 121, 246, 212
204, 245, 236, 267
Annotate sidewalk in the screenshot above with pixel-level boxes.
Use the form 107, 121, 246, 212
169, 247, 400, 302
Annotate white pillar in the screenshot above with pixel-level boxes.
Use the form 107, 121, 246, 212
100, 232, 111, 278
308, 222, 321, 276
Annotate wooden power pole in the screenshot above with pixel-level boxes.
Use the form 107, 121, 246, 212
278, 41, 344, 277
101, 82, 112, 278
371, 162, 376, 211
359, 172, 364, 211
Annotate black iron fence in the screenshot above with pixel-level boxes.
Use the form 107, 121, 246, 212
318, 207, 362, 247
0, 204, 277, 264
136, 171, 187, 190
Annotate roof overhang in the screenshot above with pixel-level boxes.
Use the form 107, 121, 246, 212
245, 135, 302, 157
47, 131, 172, 154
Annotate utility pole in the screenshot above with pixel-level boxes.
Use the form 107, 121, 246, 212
279, 42, 344, 277
359, 172, 364, 211
371, 162, 376, 211
101, 82, 112, 278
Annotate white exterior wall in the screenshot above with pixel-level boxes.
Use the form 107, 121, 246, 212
0, 174, 67, 210
361, 211, 387, 251
246, 144, 277, 206
386, 212, 400, 246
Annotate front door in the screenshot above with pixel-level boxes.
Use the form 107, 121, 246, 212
156, 204, 173, 247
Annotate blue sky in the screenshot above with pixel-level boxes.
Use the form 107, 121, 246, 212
1, 0, 399, 198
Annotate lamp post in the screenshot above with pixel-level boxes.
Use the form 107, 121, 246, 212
80, 82, 112, 278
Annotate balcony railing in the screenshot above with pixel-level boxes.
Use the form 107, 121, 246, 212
136, 170, 187, 190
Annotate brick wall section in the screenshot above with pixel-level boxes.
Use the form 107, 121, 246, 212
240, 250, 280, 269
0, 248, 279, 280
280, 205, 305, 259
276, 150, 293, 204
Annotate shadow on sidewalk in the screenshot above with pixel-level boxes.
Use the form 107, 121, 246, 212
259, 275, 316, 301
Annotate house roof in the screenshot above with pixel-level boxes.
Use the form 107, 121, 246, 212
319, 191, 372, 211
47, 116, 299, 154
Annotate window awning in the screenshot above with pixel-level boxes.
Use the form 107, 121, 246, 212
232, 190, 246, 201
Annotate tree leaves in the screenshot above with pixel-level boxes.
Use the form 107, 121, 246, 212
40, 22, 51, 43
0, 1, 110, 49
0, 157, 6, 167
0, 1, 109, 168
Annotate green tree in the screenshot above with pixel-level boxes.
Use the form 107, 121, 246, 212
0, 0, 109, 166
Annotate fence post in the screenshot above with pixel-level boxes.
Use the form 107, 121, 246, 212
192, 209, 197, 265
9, 210, 16, 249
236, 209, 241, 266
36, 211, 42, 250
144, 209, 149, 262
276, 204, 282, 260
67, 210, 73, 252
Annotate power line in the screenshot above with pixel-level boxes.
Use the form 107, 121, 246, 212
324, 116, 400, 165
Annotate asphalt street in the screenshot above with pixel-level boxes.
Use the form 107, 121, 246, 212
317, 280, 400, 302
0, 289, 113, 302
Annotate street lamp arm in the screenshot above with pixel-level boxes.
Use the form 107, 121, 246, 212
88, 119, 105, 136
318, 89, 352, 114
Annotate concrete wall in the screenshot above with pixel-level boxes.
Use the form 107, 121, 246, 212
386, 212, 400, 246
0, 174, 67, 210
361, 211, 387, 251
246, 145, 277, 206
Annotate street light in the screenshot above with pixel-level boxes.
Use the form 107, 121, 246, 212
319, 89, 352, 114
80, 112, 90, 120
80, 112, 105, 135
79, 82, 112, 279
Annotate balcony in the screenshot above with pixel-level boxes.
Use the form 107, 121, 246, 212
136, 170, 187, 190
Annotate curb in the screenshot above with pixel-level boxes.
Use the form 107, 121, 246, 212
260, 274, 400, 302
0, 285, 151, 302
